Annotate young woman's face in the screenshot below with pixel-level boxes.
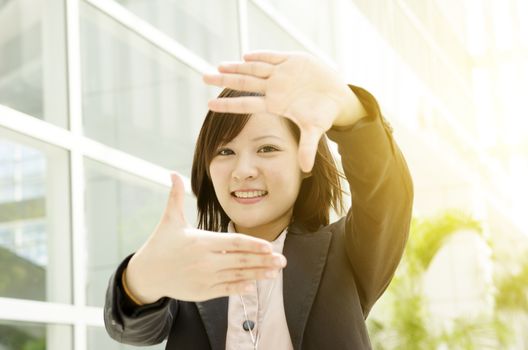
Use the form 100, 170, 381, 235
209, 113, 303, 239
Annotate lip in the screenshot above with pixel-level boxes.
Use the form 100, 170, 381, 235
230, 189, 268, 205
232, 196, 266, 204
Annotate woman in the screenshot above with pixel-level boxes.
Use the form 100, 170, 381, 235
104, 51, 413, 349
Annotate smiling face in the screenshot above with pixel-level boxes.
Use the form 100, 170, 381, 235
208, 112, 303, 241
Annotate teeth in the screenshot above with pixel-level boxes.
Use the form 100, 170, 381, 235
233, 190, 267, 198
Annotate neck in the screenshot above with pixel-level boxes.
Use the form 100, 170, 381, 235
234, 214, 291, 242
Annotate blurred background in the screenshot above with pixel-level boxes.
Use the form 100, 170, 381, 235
0, 0, 527, 349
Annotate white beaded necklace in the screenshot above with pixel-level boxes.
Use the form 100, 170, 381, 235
238, 271, 279, 350
228, 222, 286, 349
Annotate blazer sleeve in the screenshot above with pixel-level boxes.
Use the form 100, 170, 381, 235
326, 85, 414, 316
104, 254, 178, 345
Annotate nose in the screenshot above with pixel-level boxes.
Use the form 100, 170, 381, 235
232, 154, 258, 181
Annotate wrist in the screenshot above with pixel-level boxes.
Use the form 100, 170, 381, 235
121, 268, 145, 306
333, 86, 368, 127
125, 255, 163, 305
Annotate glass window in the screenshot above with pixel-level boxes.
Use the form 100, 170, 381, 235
115, 0, 240, 63
84, 158, 197, 307
88, 326, 165, 350
0, 0, 68, 127
261, 0, 337, 57
0, 320, 72, 350
0, 126, 71, 304
247, 2, 305, 52
80, 1, 217, 177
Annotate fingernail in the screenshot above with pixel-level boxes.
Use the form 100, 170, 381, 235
274, 256, 286, 266
245, 284, 255, 292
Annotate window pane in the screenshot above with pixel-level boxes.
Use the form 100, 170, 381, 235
80, 2, 216, 177
88, 326, 165, 350
84, 158, 197, 307
0, 320, 72, 350
0, 126, 71, 304
0, 0, 68, 127
247, 2, 305, 52
261, 0, 337, 57
115, 0, 240, 63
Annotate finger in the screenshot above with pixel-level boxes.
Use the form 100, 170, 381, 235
203, 73, 266, 93
207, 96, 266, 114
297, 128, 322, 173
163, 173, 186, 222
209, 280, 256, 297
243, 50, 289, 65
213, 252, 287, 271
218, 61, 274, 79
214, 267, 280, 285
208, 233, 273, 254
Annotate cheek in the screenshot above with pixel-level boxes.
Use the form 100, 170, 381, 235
209, 162, 228, 194
267, 163, 302, 196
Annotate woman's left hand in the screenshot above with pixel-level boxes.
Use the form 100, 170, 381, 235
203, 51, 367, 173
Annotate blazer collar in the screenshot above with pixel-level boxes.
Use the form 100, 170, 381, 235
196, 223, 332, 350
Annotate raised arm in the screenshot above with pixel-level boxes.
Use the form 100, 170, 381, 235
327, 85, 413, 316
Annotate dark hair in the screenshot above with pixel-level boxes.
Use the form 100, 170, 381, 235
191, 88, 345, 233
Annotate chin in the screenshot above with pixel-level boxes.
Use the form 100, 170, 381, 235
228, 210, 271, 228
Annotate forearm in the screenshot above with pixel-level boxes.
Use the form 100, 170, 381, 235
327, 85, 414, 314
104, 254, 176, 345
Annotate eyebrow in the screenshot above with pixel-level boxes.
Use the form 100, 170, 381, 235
251, 135, 284, 142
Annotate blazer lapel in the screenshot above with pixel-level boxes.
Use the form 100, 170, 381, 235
196, 297, 228, 350
283, 225, 332, 349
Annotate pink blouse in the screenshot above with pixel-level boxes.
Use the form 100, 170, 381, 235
225, 222, 294, 349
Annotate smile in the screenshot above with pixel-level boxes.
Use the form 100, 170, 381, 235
231, 190, 268, 199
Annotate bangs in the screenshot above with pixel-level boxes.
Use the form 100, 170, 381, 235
201, 89, 264, 169
202, 113, 251, 169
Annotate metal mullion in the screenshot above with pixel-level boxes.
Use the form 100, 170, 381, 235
394, 0, 472, 98
80, 136, 186, 188
237, 0, 249, 56
0, 297, 103, 327
83, 0, 214, 74
0, 106, 77, 149
248, 0, 336, 68
65, 0, 87, 348
0, 106, 191, 190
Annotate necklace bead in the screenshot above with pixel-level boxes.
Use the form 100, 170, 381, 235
242, 320, 255, 331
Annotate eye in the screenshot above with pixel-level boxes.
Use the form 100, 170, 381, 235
216, 148, 234, 156
258, 145, 279, 153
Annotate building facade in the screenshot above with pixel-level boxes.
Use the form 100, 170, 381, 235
1, 0, 526, 349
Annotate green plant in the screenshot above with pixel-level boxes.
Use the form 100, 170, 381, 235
494, 259, 528, 313
368, 210, 514, 349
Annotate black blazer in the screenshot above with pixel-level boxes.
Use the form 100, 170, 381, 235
104, 86, 414, 349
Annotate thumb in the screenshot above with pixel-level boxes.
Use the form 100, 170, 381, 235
164, 172, 187, 224
297, 128, 321, 173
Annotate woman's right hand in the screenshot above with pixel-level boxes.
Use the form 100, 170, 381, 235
124, 173, 287, 304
